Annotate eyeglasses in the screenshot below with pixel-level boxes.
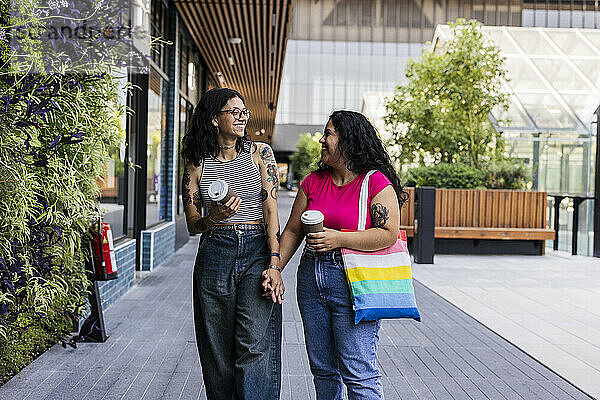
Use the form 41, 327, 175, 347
218, 107, 251, 120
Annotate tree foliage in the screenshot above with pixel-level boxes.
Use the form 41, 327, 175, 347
403, 163, 486, 189
290, 132, 322, 181
385, 19, 510, 169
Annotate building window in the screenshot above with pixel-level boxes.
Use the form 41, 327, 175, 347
151, 0, 169, 72
99, 80, 129, 239
99, 134, 128, 238
147, 68, 167, 226
178, 97, 194, 215
177, 28, 206, 215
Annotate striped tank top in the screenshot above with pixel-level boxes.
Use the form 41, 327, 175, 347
199, 141, 264, 223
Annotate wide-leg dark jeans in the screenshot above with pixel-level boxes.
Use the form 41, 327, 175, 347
193, 224, 282, 400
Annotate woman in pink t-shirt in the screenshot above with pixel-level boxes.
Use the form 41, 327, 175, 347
265, 111, 408, 399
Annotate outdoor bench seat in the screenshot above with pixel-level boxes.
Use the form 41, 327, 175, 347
434, 226, 555, 241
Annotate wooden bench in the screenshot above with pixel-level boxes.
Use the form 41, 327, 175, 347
399, 187, 554, 254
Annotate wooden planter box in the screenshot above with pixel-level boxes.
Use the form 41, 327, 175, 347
400, 188, 555, 255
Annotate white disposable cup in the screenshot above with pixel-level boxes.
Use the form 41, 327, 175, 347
208, 179, 236, 205
301, 210, 324, 234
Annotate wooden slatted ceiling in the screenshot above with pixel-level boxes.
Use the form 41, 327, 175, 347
174, 0, 294, 143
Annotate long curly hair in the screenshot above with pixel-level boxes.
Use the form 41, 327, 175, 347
181, 88, 250, 166
317, 110, 409, 207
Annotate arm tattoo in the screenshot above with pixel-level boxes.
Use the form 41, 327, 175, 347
194, 218, 208, 232
266, 164, 279, 185
192, 191, 203, 215
182, 168, 191, 205
260, 146, 275, 163
370, 203, 390, 228
260, 144, 279, 199
261, 188, 268, 202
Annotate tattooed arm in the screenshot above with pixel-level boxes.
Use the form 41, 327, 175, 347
306, 185, 400, 252
253, 143, 284, 302
182, 161, 213, 234
182, 160, 243, 234
253, 143, 281, 262
182, 161, 242, 234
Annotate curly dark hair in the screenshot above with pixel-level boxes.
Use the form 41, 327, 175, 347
317, 110, 409, 207
181, 88, 250, 166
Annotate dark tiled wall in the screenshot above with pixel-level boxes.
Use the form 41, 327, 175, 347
140, 222, 176, 271
97, 239, 137, 310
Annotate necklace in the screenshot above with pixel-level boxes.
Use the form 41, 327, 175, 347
219, 144, 236, 150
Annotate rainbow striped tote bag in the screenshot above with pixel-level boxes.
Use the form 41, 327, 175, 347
341, 170, 421, 324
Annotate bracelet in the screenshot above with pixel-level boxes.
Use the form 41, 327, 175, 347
269, 252, 281, 259
207, 215, 219, 224
268, 264, 282, 272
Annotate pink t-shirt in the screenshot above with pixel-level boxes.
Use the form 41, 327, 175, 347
301, 170, 392, 231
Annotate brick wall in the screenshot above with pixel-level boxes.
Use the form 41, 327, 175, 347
97, 239, 136, 310
140, 221, 175, 271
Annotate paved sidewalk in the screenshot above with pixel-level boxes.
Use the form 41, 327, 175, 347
413, 252, 600, 399
0, 195, 593, 399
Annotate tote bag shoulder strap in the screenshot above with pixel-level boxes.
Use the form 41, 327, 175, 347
357, 170, 378, 231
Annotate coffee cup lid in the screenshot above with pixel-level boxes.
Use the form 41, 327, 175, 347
208, 179, 228, 201
301, 210, 324, 224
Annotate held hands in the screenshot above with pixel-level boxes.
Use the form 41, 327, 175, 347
209, 196, 242, 222
262, 268, 285, 304
306, 228, 342, 252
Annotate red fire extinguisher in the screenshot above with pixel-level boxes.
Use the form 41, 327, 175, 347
91, 221, 118, 281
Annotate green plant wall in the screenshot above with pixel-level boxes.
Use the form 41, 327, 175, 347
0, 0, 127, 384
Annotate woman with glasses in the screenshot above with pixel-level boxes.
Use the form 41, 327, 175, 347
181, 88, 284, 400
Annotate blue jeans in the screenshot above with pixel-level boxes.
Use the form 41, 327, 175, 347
193, 224, 282, 400
297, 247, 383, 400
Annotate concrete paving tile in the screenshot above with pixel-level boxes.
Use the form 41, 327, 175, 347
404, 376, 435, 399
380, 377, 400, 400
178, 366, 203, 400
140, 372, 174, 400
376, 346, 401, 377
436, 377, 471, 400
468, 377, 508, 400
160, 371, 189, 400
40, 369, 88, 400
420, 377, 453, 399
100, 368, 140, 399
119, 371, 155, 400
0, 198, 594, 400
453, 378, 489, 400
289, 375, 315, 400
47, 368, 105, 400
17, 370, 66, 400
557, 343, 600, 371
80, 371, 122, 400
541, 379, 592, 400
389, 376, 419, 400
412, 348, 451, 378
279, 375, 291, 400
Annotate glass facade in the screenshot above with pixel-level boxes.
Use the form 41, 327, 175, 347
146, 68, 167, 227
434, 26, 599, 255
99, 77, 130, 239
275, 40, 423, 127
276, 0, 600, 150
275, 0, 600, 255
176, 27, 205, 216
433, 26, 599, 196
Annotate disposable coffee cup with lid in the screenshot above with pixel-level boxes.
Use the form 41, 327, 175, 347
208, 179, 236, 205
301, 210, 324, 234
